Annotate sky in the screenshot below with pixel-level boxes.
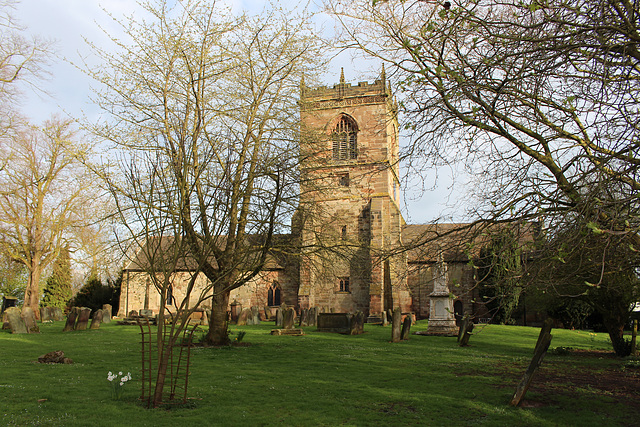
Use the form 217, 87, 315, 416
11, 0, 464, 224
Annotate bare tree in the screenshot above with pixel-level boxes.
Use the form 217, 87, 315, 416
0, 0, 51, 136
91, 0, 324, 352
0, 117, 95, 315
328, 0, 639, 354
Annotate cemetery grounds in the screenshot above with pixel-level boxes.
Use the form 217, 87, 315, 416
1, 320, 639, 426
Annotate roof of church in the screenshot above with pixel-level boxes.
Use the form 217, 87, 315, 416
124, 234, 291, 272
403, 222, 538, 263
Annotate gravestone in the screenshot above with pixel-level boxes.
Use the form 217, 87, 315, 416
63, 307, 80, 332
283, 307, 295, 329
22, 307, 40, 333
299, 308, 309, 327
52, 307, 64, 321
75, 307, 92, 330
317, 313, 350, 333
275, 308, 283, 328
349, 311, 365, 335
101, 308, 111, 324
1, 296, 18, 314
387, 309, 393, 322
139, 309, 153, 318
230, 300, 242, 323
308, 307, 318, 327
237, 308, 251, 326
90, 309, 104, 329
400, 316, 412, 340
263, 306, 273, 321
5, 307, 27, 334
129, 310, 139, 317
102, 304, 113, 320
40, 307, 53, 322
391, 308, 402, 343
381, 311, 388, 326
251, 306, 261, 325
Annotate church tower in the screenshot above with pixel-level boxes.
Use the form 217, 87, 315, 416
297, 68, 409, 320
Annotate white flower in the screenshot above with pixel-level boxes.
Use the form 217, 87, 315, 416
118, 371, 123, 376
120, 381, 124, 386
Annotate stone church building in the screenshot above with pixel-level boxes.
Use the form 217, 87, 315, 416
118, 70, 483, 322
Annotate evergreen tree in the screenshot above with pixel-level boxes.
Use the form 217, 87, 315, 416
71, 273, 119, 313
41, 246, 72, 309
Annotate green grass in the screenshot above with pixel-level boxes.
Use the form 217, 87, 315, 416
0, 320, 637, 426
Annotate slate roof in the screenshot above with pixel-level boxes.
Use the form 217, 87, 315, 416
402, 222, 537, 264
124, 234, 292, 272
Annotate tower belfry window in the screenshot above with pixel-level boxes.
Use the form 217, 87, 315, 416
332, 116, 358, 160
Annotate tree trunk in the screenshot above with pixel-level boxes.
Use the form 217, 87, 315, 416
603, 314, 630, 357
152, 344, 171, 408
205, 291, 230, 346
23, 259, 42, 320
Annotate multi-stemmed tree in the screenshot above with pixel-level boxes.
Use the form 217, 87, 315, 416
90, 0, 323, 405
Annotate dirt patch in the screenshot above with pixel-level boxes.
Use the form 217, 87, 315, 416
500, 350, 640, 409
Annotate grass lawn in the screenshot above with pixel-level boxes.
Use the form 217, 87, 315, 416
1, 320, 638, 426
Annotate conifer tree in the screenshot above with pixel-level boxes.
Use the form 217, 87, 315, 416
42, 246, 71, 309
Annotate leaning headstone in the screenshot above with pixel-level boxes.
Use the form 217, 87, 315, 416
251, 306, 261, 325
22, 307, 40, 333
5, 307, 27, 334
400, 316, 412, 340
283, 307, 295, 329
90, 309, 104, 329
391, 308, 402, 343
263, 306, 273, 321
63, 307, 80, 332
75, 307, 92, 331
381, 311, 388, 327
387, 309, 393, 322
237, 308, 251, 326
275, 308, 283, 328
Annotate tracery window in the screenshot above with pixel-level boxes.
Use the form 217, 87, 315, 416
268, 282, 281, 306
332, 116, 358, 160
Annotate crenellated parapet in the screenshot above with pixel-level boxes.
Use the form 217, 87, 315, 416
300, 67, 396, 114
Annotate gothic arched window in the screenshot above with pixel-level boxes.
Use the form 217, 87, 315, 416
332, 116, 358, 160
268, 282, 281, 306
